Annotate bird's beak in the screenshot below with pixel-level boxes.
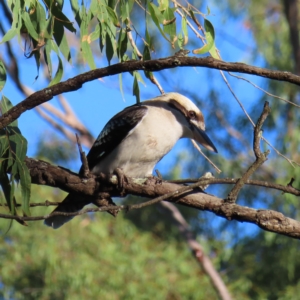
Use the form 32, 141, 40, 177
193, 127, 218, 153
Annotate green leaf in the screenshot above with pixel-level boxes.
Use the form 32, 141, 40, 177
207, 6, 211, 15
163, 7, 176, 39
120, 0, 130, 24
70, 0, 82, 26
106, 32, 114, 65
133, 72, 140, 104
0, 96, 17, 127
192, 19, 215, 55
49, 55, 63, 86
134, 71, 145, 86
0, 95, 30, 218
89, 23, 101, 42
0, 61, 6, 92
17, 161, 31, 216
0, 172, 15, 215
119, 73, 124, 100
0, 28, 17, 44
106, 6, 120, 27
8, 127, 27, 163
148, 3, 170, 43
158, 0, 169, 11
22, 10, 39, 41
44, 40, 53, 77
117, 28, 128, 60
46, 0, 76, 33
80, 10, 96, 69
180, 16, 188, 47
53, 21, 72, 63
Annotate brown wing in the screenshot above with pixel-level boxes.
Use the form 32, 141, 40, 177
79, 105, 148, 174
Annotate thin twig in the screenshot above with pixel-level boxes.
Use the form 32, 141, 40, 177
75, 133, 90, 178
160, 201, 232, 300
221, 71, 300, 167
220, 70, 255, 126
225, 102, 271, 203
191, 140, 221, 173
228, 72, 300, 108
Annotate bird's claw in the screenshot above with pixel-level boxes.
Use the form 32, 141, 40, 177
114, 168, 128, 196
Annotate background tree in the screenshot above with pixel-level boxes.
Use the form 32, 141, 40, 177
0, 0, 300, 299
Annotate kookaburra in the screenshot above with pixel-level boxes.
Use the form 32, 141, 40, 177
44, 92, 217, 229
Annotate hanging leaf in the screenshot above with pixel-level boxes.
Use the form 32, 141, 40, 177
117, 28, 128, 60
120, 0, 130, 24
17, 161, 31, 216
53, 20, 72, 63
0, 96, 31, 218
181, 16, 188, 46
70, 0, 82, 26
106, 6, 120, 27
106, 32, 114, 65
21, 10, 39, 42
0, 61, 6, 92
44, 40, 53, 77
0, 0, 21, 43
192, 19, 215, 55
49, 55, 63, 86
0, 28, 17, 44
44, 0, 76, 33
119, 73, 125, 101
148, 3, 170, 43
133, 72, 140, 104
0, 96, 18, 127
89, 23, 101, 42
80, 10, 96, 69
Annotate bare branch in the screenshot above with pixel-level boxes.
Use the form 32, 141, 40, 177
1, 56, 300, 130
226, 102, 271, 203
160, 201, 232, 300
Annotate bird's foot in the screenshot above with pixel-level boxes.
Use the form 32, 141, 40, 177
113, 168, 128, 196
154, 169, 163, 184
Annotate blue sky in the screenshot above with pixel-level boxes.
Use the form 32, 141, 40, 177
1, 7, 265, 161
0, 2, 274, 237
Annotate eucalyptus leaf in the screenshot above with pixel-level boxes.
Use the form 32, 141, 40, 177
0, 61, 6, 92
192, 19, 215, 55
49, 55, 64, 86
133, 72, 140, 104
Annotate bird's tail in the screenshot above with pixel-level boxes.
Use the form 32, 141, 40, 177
44, 193, 87, 229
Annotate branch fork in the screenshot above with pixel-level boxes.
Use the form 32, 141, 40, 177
225, 102, 271, 203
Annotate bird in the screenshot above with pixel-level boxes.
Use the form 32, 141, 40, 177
44, 92, 217, 229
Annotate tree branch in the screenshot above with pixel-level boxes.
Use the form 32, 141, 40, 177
0, 157, 296, 239
226, 102, 271, 203
1, 56, 299, 129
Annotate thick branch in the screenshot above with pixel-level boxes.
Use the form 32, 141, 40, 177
0, 56, 299, 129
17, 158, 300, 239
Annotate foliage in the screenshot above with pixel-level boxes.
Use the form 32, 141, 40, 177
0, 187, 221, 300
0, 64, 31, 218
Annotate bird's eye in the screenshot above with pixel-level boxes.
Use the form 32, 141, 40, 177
188, 110, 196, 120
